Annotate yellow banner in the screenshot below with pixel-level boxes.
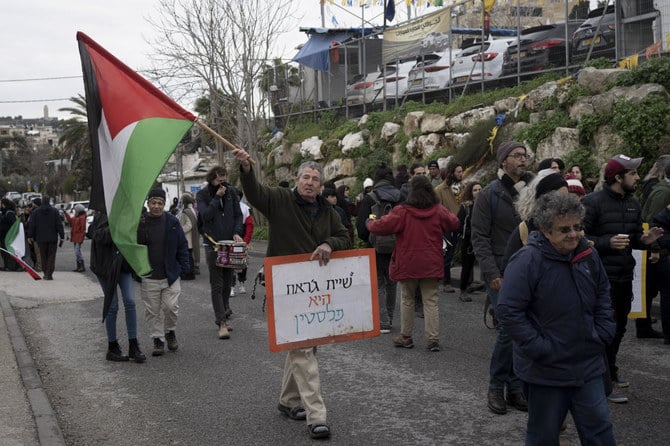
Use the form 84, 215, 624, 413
383, 7, 451, 63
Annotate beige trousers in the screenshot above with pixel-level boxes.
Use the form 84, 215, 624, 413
399, 278, 440, 342
279, 347, 326, 424
140, 278, 180, 340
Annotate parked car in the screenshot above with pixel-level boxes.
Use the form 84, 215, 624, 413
571, 5, 617, 62
502, 21, 584, 77
4, 191, 21, 203
405, 49, 461, 94
345, 72, 381, 105
450, 39, 512, 86
372, 58, 417, 101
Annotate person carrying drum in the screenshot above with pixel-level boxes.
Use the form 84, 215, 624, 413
196, 165, 244, 340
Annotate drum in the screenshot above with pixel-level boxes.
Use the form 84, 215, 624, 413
215, 240, 248, 269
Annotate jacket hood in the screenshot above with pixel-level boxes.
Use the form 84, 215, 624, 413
373, 181, 401, 203
401, 204, 442, 220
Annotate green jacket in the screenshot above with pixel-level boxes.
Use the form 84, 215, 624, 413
239, 167, 351, 257
642, 181, 670, 223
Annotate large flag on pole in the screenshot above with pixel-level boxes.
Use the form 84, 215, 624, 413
77, 32, 196, 276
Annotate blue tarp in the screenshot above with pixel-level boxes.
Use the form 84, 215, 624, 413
292, 32, 355, 72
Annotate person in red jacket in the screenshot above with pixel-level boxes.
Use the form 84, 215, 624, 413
366, 174, 460, 352
64, 204, 87, 272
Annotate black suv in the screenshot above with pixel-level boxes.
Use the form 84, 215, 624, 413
571, 5, 617, 62
502, 21, 584, 77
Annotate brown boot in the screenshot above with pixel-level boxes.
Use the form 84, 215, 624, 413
218, 321, 230, 339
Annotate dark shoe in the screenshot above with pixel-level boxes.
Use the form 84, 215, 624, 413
487, 388, 507, 414
607, 384, 628, 403
277, 403, 306, 421
224, 308, 233, 318
165, 331, 178, 351
636, 329, 663, 339
106, 341, 129, 362
128, 338, 146, 363
664, 338, 670, 345
613, 378, 629, 388
427, 341, 440, 352
458, 291, 472, 302
380, 323, 391, 334
308, 423, 331, 439
506, 391, 528, 412
152, 338, 165, 356
393, 335, 414, 348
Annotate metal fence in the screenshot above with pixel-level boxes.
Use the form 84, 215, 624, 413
272, 0, 670, 125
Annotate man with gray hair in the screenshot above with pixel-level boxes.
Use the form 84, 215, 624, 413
233, 149, 351, 440
497, 192, 616, 445
471, 140, 534, 414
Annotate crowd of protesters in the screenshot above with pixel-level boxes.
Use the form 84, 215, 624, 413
3, 142, 669, 444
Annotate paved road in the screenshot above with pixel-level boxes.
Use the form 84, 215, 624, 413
3, 240, 670, 445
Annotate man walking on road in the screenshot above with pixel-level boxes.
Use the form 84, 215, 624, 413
471, 141, 534, 415
26, 196, 64, 280
137, 188, 190, 357
196, 166, 244, 340
582, 154, 663, 403
233, 148, 351, 440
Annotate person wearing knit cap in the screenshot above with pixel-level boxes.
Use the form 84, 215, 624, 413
472, 140, 535, 415
564, 173, 586, 198
137, 187, 190, 356
501, 169, 569, 274
427, 160, 441, 187
582, 153, 664, 402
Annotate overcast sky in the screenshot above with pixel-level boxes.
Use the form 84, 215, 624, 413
1, 0, 600, 120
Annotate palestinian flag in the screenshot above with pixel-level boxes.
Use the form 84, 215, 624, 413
77, 32, 196, 276
4, 216, 25, 259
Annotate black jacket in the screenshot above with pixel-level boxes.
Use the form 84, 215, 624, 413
196, 183, 244, 247
582, 184, 645, 282
355, 180, 401, 246
27, 203, 64, 243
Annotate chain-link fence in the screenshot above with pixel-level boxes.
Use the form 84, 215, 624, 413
272, 0, 670, 126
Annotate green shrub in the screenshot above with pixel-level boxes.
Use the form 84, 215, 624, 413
612, 57, 670, 92
563, 146, 599, 180
253, 224, 269, 241
563, 84, 592, 106
584, 58, 615, 69
576, 113, 610, 145
456, 117, 497, 168
515, 111, 574, 149
612, 96, 670, 171
329, 119, 359, 140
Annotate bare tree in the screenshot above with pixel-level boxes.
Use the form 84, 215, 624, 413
147, 0, 296, 165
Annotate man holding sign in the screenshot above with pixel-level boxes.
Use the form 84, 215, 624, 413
233, 148, 351, 440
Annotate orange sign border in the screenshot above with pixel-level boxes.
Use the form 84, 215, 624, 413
265, 248, 379, 352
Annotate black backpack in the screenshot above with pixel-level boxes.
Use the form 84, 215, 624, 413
367, 191, 396, 254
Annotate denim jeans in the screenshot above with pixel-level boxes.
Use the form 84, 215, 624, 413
74, 242, 83, 263
376, 253, 397, 326
488, 286, 522, 392
205, 247, 234, 323
525, 377, 615, 446
605, 280, 632, 382
100, 272, 137, 341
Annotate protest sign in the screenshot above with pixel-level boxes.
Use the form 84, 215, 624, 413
265, 248, 379, 352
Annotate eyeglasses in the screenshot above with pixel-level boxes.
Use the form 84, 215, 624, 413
508, 153, 528, 160
554, 224, 583, 234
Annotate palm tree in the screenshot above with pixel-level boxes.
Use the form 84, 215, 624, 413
58, 95, 91, 191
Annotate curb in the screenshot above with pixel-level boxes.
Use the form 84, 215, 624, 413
0, 294, 66, 446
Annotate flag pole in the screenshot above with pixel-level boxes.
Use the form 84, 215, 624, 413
195, 119, 256, 164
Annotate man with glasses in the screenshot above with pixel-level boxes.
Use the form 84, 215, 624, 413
497, 192, 616, 445
582, 154, 663, 403
471, 140, 534, 415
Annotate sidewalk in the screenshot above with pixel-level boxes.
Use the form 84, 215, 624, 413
0, 271, 101, 446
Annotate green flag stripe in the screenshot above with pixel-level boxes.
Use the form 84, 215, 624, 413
5, 217, 20, 254
108, 117, 193, 276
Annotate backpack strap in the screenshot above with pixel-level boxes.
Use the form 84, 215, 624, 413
519, 221, 529, 246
